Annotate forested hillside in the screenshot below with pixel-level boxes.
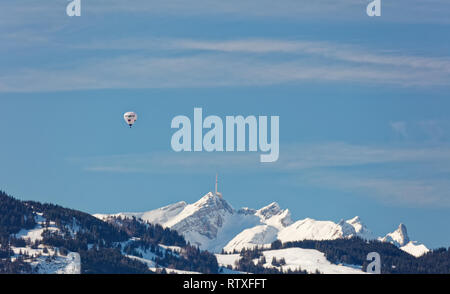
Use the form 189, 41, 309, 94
0, 190, 218, 274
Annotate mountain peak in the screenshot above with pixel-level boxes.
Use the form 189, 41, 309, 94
256, 202, 282, 219
381, 223, 410, 247
196, 191, 215, 203
266, 202, 281, 209
347, 216, 361, 224
345, 216, 374, 240
255, 202, 292, 228
398, 223, 407, 232
397, 223, 410, 244
194, 192, 233, 213
338, 219, 357, 237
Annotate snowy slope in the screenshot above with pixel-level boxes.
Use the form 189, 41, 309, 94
11, 245, 81, 274
400, 241, 430, 257
140, 202, 188, 224
31, 253, 81, 274
15, 226, 58, 243
223, 225, 278, 252
216, 253, 241, 266
223, 214, 375, 252
257, 248, 365, 274
15, 213, 60, 242
278, 218, 354, 242
277, 216, 375, 244
93, 202, 186, 224
11, 212, 82, 274
15, 212, 82, 245
223, 202, 293, 252
216, 248, 365, 274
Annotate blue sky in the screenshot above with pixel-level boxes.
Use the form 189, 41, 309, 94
1, 0, 450, 248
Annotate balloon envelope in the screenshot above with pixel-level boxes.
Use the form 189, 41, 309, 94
124, 112, 137, 127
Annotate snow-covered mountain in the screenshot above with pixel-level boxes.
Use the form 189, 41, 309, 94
96, 193, 296, 252
279, 218, 353, 243
95, 191, 429, 257
225, 215, 375, 252
255, 202, 293, 229
381, 223, 410, 247
97, 192, 261, 252
346, 216, 375, 240
380, 224, 429, 257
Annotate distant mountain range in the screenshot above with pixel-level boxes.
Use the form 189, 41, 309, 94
95, 192, 429, 258
2, 189, 448, 274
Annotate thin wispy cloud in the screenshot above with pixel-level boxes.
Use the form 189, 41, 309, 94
1, 0, 450, 25
294, 171, 450, 207
279, 142, 450, 207
389, 120, 450, 142
418, 120, 447, 142
174, 39, 450, 72
71, 141, 450, 207
390, 121, 408, 138
70, 152, 260, 174
1, 0, 449, 92
71, 142, 450, 173
276, 143, 450, 170
71, 38, 450, 72
1, 38, 450, 92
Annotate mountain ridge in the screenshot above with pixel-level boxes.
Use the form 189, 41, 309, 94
1, 190, 448, 274
94, 192, 429, 257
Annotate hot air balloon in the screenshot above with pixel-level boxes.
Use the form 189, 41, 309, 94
124, 112, 137, 128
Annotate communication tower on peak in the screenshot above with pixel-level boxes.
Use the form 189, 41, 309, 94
215, 174, 223, 199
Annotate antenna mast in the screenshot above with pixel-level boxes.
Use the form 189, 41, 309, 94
215, 174, 222, 198
215, 173, 218, 195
